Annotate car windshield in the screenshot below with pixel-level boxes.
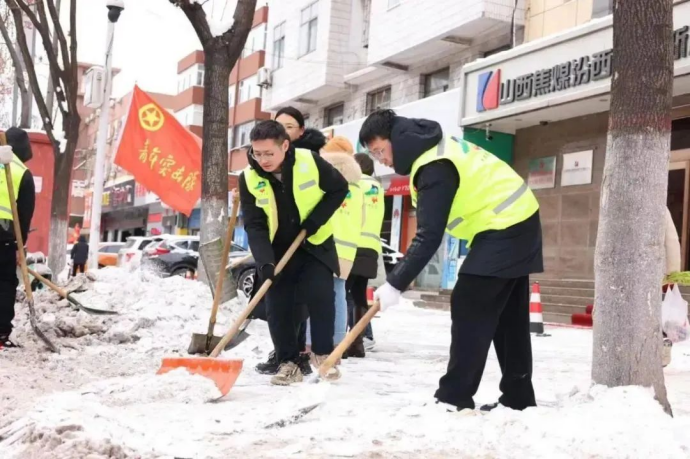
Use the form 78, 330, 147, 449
123, 239, 139, 249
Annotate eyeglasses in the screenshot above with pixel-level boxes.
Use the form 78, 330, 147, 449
250, 151, 275, 161
368, 148, 385, 159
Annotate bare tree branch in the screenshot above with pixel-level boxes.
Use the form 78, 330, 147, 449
66, 0, 78, 115
226, 0, 257, 58
0, 5, 30, 127
12, 0, 66, 117
46, 0, 70, 77
7, 1, 57, 145
175, 0, 213, 46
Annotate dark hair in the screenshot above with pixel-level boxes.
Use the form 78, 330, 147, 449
275, 106, 305, 128
5, 127, 33, 163
250, 120, 290, 144
354, 153, 375, 175
359, 109, 396, 146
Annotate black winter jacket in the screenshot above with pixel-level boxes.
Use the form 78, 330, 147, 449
293, 128, 327, 153
238, 145, 349, 276
71, 238, 89, 264
385, 116, 543, 291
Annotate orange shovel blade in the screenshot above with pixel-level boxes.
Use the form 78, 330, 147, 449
158, 357, 244, 397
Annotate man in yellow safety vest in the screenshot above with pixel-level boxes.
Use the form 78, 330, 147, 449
239, 120, 348, 385
0, 128, 36, 350
359, 109, 543, 414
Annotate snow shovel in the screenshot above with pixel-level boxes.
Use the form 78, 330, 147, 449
188, 193, 244, 355
0, 156, 59, 353
158, 230, 307, 397
27, 267, 118, 316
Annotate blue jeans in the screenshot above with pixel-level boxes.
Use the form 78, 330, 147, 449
307, 277, 348, 346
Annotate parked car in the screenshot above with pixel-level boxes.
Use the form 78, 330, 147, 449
142, 235, 200, 277
98, 242, 125, 268
117, 236, 155, 269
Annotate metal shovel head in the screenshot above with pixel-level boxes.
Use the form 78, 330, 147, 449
158, 357, 243, 397
187, 319, 252, 355
198, 237, 238, 304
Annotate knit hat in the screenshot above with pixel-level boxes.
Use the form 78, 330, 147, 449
5, 127, 32, 163
322, 136, 354, 155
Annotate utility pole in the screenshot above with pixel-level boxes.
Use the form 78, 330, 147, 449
88, 0, 124, 270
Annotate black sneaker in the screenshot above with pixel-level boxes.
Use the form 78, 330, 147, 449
255, 351, 279, 375
479, 402, 500, 412
0, 334, 20, 350
297, 353, 313, 375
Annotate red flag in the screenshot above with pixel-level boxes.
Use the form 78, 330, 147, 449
114, 86, 201, 216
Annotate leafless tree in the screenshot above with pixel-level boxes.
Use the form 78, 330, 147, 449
7, 0, 81, 274
593, 0, 674, 415
0, 2, 30, 128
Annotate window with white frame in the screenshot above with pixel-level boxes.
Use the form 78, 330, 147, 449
228, 84, 236, 107
228, 128, 234, 149
238, 74, 260, 104
388, 0, 401, 9
243, 24, 267, 58
299, 2, 319, 57
324, 103, 344, 127
273, 22, 286, 69
366, 86, 391, 115
233, 121, 255, 148
196, 64, 205, 86
423, 67, 450, 98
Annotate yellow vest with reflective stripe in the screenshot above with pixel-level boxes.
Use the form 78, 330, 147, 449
358, 175, 384, 254
409, 137, 539, 247
330, 182, 363, 278
0, 153, 28, 221
242, 148, 332, 245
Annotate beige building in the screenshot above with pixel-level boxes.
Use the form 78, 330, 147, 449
461, 1, 690, 321
524, 0, 612, 42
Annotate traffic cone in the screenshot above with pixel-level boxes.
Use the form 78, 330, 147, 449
530, 282, 546, 336
366, 286, 374, 307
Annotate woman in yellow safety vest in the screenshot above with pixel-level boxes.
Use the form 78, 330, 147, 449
359, 109, 543, 414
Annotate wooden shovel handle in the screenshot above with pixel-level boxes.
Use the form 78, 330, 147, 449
210, 230, 307, 357
319, 301, 381, 377
207, 191, 241, 334
4, 165, 32, 303
27, 267, 67, 297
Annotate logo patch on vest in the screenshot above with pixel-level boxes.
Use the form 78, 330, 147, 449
364, 185, 379, 196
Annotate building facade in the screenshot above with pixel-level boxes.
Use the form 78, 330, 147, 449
461, 0, 690, 286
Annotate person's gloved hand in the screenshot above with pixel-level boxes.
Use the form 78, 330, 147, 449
301, 219, 320, 238
259, 263, 275, 282
0, 145, 14, 165
374, 282, 401, 312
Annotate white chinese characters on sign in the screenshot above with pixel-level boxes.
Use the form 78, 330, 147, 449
561, 150, 593, 187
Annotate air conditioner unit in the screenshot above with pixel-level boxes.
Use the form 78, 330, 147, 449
83, 66, 105, 109
257, 67, 272, 88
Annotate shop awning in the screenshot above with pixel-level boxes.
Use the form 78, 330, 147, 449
386, 177, 410, 196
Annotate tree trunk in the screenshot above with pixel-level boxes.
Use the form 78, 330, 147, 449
199, 46, 232, 254
47, 114, 78, 274
593, 0, 674, 415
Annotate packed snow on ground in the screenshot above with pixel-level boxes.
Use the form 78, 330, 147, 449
1, 268, 690, 459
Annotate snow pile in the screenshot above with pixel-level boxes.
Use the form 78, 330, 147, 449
12, 268, 245, 352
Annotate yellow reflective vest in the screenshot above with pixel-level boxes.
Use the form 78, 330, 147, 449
242, 148, 332, 245
330, 182, 363, 278
0, 153, 28, 222
409, 137, 539, 247
358, 175, 384, 254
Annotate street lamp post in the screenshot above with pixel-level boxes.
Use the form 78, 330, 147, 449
88, 0, 124, 270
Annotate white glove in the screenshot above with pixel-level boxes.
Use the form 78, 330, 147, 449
0, 145, 13, 165
374, 282, 401, 312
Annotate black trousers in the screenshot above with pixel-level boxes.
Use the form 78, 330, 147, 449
266, 249, 335, 363
0, 245, 18, 336
435, 274, 536, 410
72, 263, 86, 277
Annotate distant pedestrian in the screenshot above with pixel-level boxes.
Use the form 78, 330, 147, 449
70, 235, 89, 276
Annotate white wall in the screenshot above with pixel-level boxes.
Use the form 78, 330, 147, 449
367, 0, 523, 65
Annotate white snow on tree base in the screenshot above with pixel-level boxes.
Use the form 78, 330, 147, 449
1, 269, 690, 458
